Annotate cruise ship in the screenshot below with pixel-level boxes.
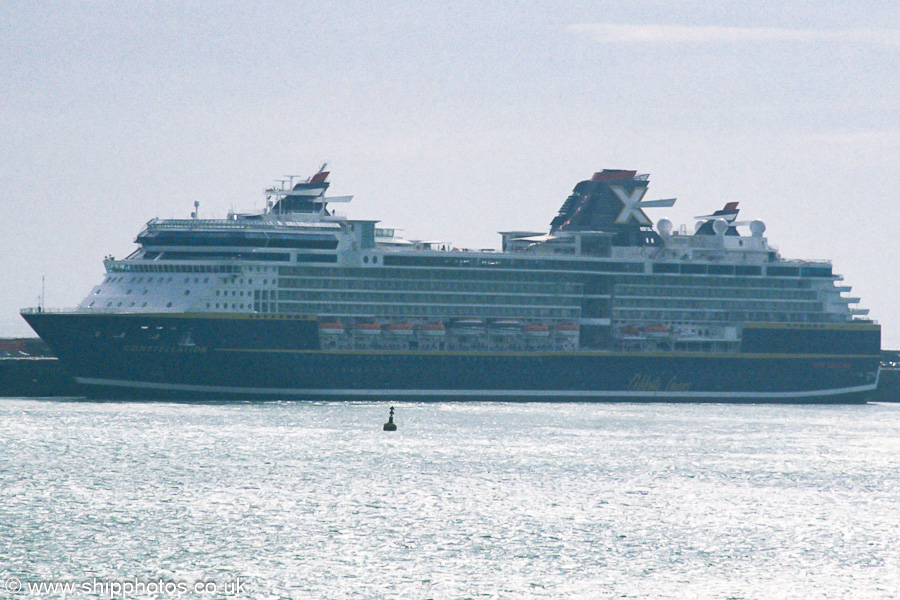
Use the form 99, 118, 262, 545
21, 165, 881, 402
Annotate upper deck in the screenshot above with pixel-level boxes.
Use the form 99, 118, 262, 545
26, 167, 867, 344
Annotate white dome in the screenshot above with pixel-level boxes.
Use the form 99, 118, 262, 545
657, 218, 674, 236
750, 220, 766, 237
712, 218, 729, 235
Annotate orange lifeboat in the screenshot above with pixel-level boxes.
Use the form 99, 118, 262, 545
353, 322, 382, 335
384, 322, 415, 336
641, 325, 670, 337
619, 325, 641, 336
318, 321, 345, 335
554, 323, 579, 336
417, 323, 446, 336
523, 324, 550, 338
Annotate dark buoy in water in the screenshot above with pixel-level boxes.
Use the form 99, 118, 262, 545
383, 406, 397, 431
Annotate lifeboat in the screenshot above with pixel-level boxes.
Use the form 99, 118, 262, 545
353, 322, 382, 335
384, 322, 415, 336
490, 319, 521, 335
318, 321, 345, 335
553, 323, 579, 336
456, 318, 483, 326
417, 323, 446, 336
619, 325, 641, 336
453, 318, 484, 335
523, 324, 550, 338
641, 325, 670, 337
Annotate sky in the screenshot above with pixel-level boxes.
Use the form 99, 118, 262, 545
1, 1, 898, 344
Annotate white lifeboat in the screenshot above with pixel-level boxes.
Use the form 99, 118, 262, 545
491, 319, 522, 335
453, 318, 485, 335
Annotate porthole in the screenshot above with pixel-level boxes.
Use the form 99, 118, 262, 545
184, 290, 190, 295
125, 289, 132, 294
363, 256, 369, 264
141, 302, 147, 307
373, 256, 378, 264
166, 302, 173, 308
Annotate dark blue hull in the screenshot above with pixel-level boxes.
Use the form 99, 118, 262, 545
22, 312, 881, 403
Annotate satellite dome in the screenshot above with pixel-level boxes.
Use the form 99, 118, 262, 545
712, 218, 729, 236
657, 218, 673, 236
750, 220, 766, 237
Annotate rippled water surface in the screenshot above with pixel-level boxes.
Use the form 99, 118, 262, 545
2, 399, 900, 599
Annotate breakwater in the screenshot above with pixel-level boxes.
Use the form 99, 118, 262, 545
0, 358, 82, 397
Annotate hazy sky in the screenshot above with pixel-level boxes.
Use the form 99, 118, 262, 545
2, 2, 898, 344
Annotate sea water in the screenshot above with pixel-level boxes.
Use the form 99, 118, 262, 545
2, 399, 900, 599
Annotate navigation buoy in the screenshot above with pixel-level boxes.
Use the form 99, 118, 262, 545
383, 406, 397, 431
